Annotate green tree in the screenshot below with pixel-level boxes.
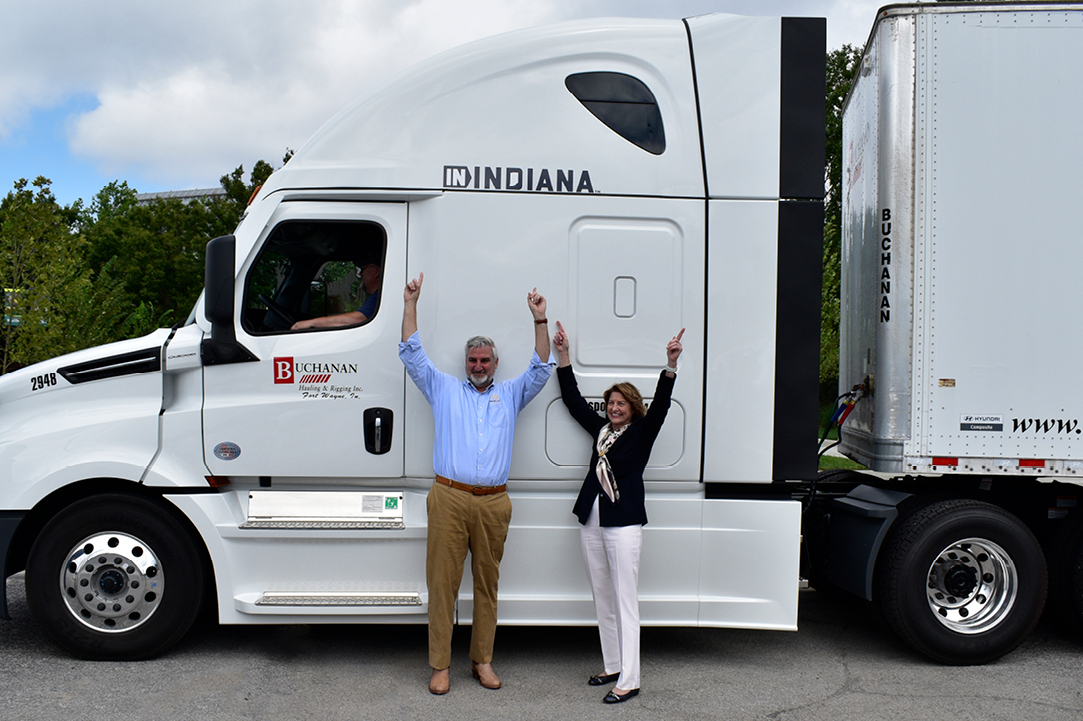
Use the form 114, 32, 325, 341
821, 44, 863, 388
0, 178, 61, 371
82, 159, 283, 331
0, 178, 147, 372
84, 183, 219, 325
219, 158, 277, 217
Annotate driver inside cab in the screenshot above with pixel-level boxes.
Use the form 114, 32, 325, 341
290, 260, 381, 330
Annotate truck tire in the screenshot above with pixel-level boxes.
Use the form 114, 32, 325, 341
876, 499, 1046, 665
25, 494, 204, 660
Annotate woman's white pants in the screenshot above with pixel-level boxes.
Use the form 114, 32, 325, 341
579, 496, 642, 690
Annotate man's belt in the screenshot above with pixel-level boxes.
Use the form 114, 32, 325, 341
435, 475, 507, 495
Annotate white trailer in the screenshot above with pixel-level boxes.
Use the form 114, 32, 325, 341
830, 1, 1083, 663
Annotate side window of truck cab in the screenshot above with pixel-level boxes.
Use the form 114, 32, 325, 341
242, 220, 387, 334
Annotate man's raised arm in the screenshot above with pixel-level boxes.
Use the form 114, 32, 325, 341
402, 272, 424, 342
527, 287, 550, 361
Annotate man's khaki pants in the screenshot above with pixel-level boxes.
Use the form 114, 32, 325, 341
426, 480, 512, 670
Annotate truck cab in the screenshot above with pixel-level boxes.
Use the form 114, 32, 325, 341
0, 13, 825, 660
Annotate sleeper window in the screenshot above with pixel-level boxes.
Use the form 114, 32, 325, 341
565, 72, 666, 155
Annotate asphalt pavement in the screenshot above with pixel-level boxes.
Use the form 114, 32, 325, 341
1, 572, 1081, 721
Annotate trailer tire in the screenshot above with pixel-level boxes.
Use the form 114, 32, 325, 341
876, 499, 1046, 665
25, 494, 204, 660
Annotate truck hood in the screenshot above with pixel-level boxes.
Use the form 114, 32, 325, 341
0, 328, 172, 407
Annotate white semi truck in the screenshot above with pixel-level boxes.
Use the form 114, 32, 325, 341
0, 3, 1079, 666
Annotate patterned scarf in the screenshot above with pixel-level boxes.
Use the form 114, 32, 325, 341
595, 422, 628, 504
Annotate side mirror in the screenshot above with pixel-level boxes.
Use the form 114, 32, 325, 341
202, 235, 257, 365
204, 235, 236, 329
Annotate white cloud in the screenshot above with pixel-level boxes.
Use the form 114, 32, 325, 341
1, 0, 882, 193
63, 0, 559, 187
825, 0, 880, 50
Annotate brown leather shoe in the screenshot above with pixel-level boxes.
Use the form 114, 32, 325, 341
429, 667, 450, 695
471, 661, 502, 689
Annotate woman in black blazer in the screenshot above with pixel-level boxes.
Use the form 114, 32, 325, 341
553, 321, 684, 704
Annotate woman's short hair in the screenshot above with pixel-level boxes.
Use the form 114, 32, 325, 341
604, 382, 647, 420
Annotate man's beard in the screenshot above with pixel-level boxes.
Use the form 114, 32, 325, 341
469, 372, 493, 388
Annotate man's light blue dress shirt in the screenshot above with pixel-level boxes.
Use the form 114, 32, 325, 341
399, 331, 553, 486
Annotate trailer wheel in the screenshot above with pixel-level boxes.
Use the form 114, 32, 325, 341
25, 494, 204, 660
876, 499, 1046, 664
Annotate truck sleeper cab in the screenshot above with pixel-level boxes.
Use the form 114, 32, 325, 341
0, 13, 829, 662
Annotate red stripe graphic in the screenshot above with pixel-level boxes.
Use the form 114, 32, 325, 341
299, 374, 331, 383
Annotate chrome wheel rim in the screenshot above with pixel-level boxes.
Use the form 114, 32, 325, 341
60, 532, 165, 632
926, 537, 1017, 634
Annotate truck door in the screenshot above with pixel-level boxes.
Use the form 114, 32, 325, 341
202, 201, 406, 480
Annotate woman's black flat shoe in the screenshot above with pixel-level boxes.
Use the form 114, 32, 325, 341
603, 688, 639, 704
589, 673, 620, 686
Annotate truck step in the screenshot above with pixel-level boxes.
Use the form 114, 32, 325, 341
255, 592, 422, 607
240, 519, 405, 530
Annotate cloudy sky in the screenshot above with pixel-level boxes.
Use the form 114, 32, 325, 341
0, 0, 883, 207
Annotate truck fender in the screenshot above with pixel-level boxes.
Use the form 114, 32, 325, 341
826, 484, 912, 600
0, 511, 22, 619
1, 478, 166, 621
